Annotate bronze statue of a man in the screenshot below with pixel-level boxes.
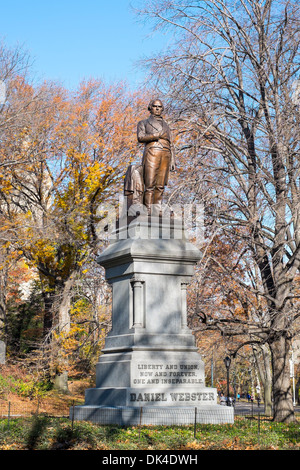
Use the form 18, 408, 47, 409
137, 99, 175, 213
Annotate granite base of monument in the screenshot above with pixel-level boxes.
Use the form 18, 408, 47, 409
71, 217, 234, 425
71, 406, 233, 426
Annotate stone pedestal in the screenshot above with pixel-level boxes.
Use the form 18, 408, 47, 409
71, 216, 234, 424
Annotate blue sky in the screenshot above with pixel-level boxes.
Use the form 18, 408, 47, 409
0, 0, 170, 90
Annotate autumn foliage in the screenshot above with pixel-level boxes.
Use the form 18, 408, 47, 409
0, 46, 149, 389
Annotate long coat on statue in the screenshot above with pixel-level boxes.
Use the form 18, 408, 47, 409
137, 115, 175, 186
123, 164, 144, 209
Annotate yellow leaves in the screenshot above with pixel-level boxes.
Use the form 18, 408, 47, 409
55, 196, 68, 211
84, 161, 107, 190
23, 238, 78, 279
70, 299, 90, 318
0, 173, 13, 194
0, 244, 28, 274
54, 327, 78, 353
185, 440, 206, 449
51, 298, 107, 368
30, 239, 56, 263
56, 149, 113, 214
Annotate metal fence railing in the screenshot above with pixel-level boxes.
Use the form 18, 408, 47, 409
0, 399, 71, 419
0, 399, 299, 449
0, 399, 299, 419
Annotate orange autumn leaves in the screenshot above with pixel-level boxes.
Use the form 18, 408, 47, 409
0, 78, 146, 266
0, 78, 148, 348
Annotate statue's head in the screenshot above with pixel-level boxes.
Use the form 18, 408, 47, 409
148, 99, 164, 116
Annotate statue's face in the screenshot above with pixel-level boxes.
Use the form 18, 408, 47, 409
150, 100, 163, 117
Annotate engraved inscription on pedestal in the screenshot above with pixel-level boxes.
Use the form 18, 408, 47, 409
127, 353, 217, 406
131, 361, 204, 387
128, 390, 216, 406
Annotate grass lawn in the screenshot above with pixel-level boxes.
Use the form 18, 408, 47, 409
0, 415, 299, 450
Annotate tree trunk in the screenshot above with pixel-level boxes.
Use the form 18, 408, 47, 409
296, 376, 300, 405
260, 346, 272, 416
0, 263, 8, 348
253, 345, 273, 416
53, 276, 73, 394
270, 335, 295, 422
41, 289, 55, 339
0, 290, 7, 346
